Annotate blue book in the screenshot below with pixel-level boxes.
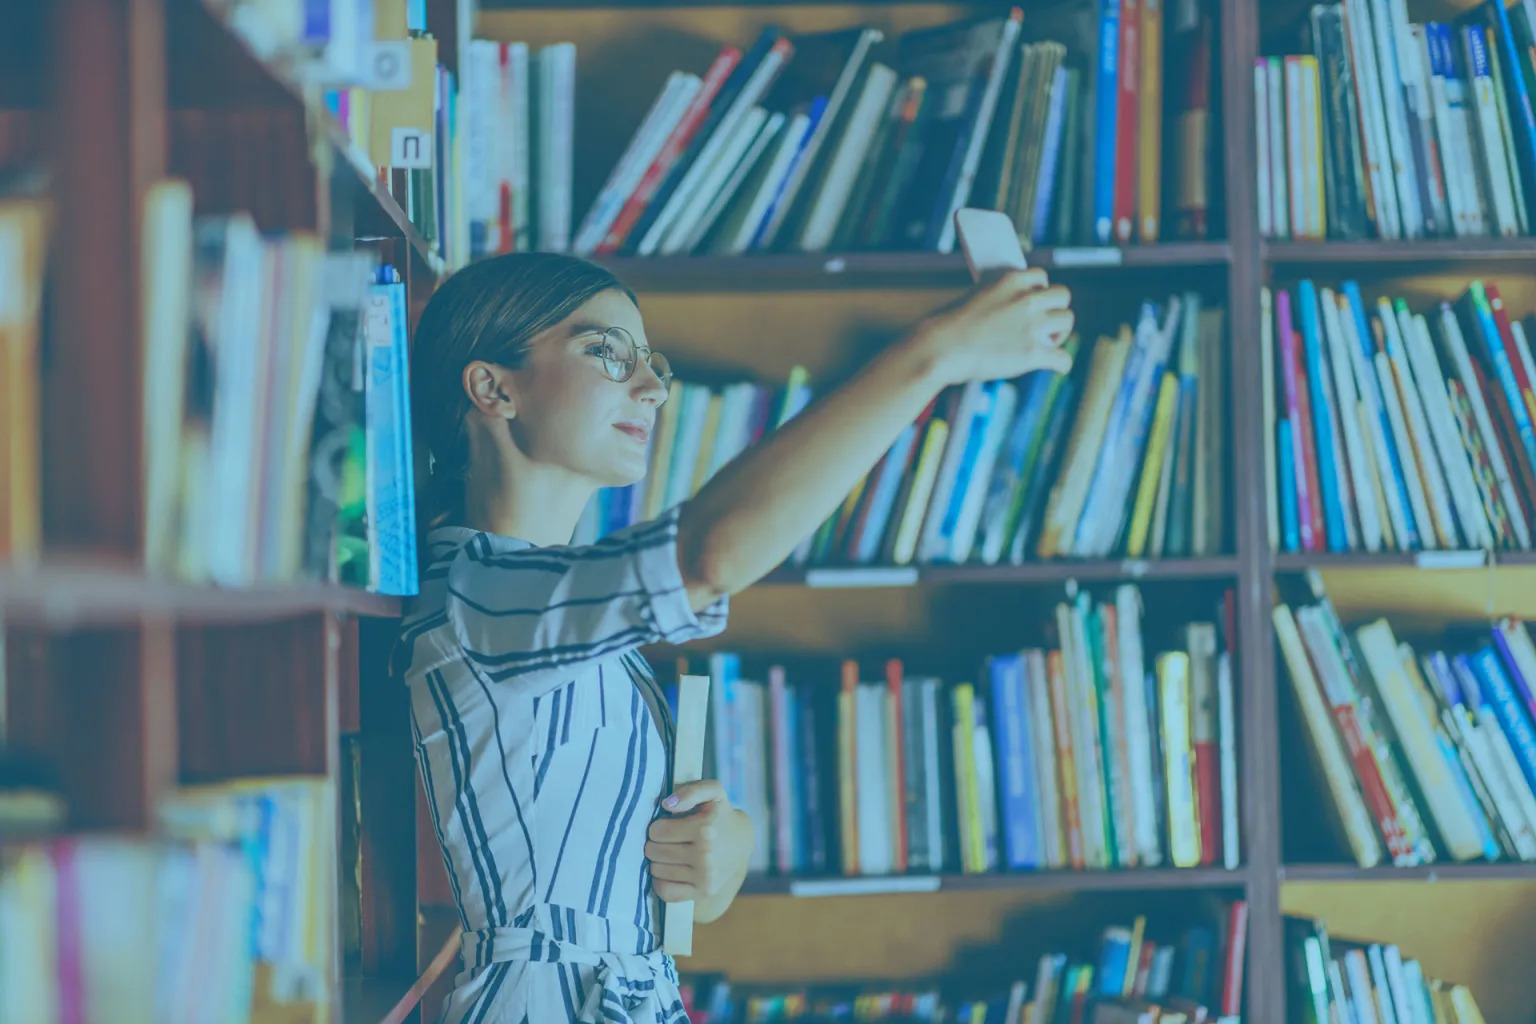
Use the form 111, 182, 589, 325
1471, 646, 1536, 797
1091, 0, 1121, 244
1297, 281, 1349, 550
1280, 418, 1301, 551
988, 654, 1039, 870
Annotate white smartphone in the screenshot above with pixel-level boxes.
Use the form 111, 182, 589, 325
954, 207, 1028, 283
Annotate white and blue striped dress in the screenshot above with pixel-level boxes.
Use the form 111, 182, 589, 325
396, 506, 730, 1024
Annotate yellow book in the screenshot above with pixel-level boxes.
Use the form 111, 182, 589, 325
1126, 372, 1179, 556
689, 391, 724, 495
642, 383, 683, 519
0, 195, 49, 564
951, 683, 986, 873
891, 417, 950, 564
1449, 984, 1487, 1024
838, 660, 859, 876
368, 36, 438, 171
1138, 0, 1163, 242
1037, 330, 1131, 558
1157, 651, 1201, 867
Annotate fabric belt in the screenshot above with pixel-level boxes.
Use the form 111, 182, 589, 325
461, 923, 685, 1024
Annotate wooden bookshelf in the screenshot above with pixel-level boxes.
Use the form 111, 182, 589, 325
8, 0, 1536, 1020
0, 560, 401, 627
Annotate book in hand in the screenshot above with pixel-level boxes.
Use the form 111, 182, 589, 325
663, 673, 711, 956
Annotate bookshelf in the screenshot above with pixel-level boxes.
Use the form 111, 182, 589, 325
4, 0, 1536, 1022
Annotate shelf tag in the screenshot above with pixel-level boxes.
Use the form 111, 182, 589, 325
363, 41, 414, 91
822, 257, 848, 274
1051, 247, 1124, 267
391, 129, 435, 170
788, 876, 942, 898
1413, 550, 1487, 570
804, 567, 920, 589
1119, 559, 1150, 578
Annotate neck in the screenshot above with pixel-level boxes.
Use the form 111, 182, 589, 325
461, 448, 595, 548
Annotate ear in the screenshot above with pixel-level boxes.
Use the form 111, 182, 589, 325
462, 360, 517, 419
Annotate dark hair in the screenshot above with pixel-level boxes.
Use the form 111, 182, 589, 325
410, 251, 637, 531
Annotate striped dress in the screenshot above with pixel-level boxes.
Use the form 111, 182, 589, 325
395, 506, 729, 1024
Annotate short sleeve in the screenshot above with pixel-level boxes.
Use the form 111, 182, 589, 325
446, 505, 729, 687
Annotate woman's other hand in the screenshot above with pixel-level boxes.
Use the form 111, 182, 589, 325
645, 779, 753, 923
909, 267, 1075, 387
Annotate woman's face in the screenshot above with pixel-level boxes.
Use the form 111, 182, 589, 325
503, 288, 669, 488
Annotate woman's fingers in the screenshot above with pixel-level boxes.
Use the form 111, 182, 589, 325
652, 879, 699, 904
648, 860, 697, 885
644, 840, 694, 865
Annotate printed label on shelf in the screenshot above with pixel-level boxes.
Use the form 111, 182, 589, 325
789, 876, 943, 898
1119, 559, 1150, 578
1414, 550, 1488, 569
1050, 247, 1124, 267
804, 567, 920, 588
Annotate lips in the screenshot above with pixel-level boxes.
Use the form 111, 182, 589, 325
614, 421, 651, 443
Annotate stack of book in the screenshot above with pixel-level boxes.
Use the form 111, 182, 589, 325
467, 0, 1215, 261
1257, 0, 1536, 240
680, 902, 1248, 1023
1276, 574, 1536, 868
1284, 917, 1490, 1024
139, 181, 418, 594
577, 293, 1227, 565
1263, 279, 1536, 554
0, 777, 336, 1024
666, 583, 1240, 879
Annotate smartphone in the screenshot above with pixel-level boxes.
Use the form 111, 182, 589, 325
954, 207, 1028, 284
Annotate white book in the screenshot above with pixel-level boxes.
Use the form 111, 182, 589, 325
950, 380, 1019, 563
1368, 0, 1425, 237
799, 63, 900, 252
663, 673, 710, 956
1116, 586, 1162, 867
1357, 622, 1485, 861
1343, 0, 1402, 236
662, 104, 771, 255
682, 110, 785, 255
856, 684, 892, 875
574, 72, 699, 255
637, 44, 791, 255
1437, 306, 1530, 547
1336, 296, 1413, 548
718, 109, 810, 255
1320, 287, 1383, 551
1403, 310, 1491, 549
536, 43, 575, 253
1256, 60, 1273, 238
922, 680, 946, 872
1465, 28, 1522, 236
1267, 58, 1290, 238
1377, 299, 1459, 547
1286, 58, 1309, 237
1025, 651, 1065, 868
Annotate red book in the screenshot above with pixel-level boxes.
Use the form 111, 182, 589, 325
1221, 899, 1249, 1017
885, 658, 908, 873
596, 46, 742, 254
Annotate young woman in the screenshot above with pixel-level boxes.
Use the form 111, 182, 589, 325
396, 251, 1073, 1024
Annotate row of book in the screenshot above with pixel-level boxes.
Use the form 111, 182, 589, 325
1258, 0, 1536, 241
1263, 278, 1536, 554
1284, 916, 1489, 1024
664, 584, 1239, 878
0, 777, 335, 1024
679, 903, 1247, 1023
464, 0, 1216, 263
1277, 575, 1536, 868
575, 293, 1228, 565
139, 181, 419, 594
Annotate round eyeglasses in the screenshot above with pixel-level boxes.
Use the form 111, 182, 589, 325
582, 326, 673, 399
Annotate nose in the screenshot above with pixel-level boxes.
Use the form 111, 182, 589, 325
630, 355, 668, 406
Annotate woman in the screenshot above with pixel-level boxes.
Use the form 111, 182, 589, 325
396, 251, 1073, 1024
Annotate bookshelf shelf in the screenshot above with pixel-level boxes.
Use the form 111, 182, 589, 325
0, 561, 401, 626
761, 556, 1240, 588
1272, 550, 1536, 572
740, 866, 1248, 897
594, 243, 1233, 293
1264, 238, 1536, 266
1281, 863, 1536, 884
